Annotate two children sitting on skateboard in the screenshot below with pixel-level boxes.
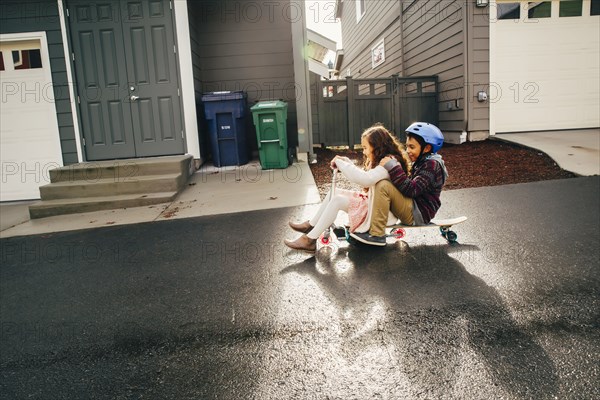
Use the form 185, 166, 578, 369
285, 122, 447, 252
285, 124, 411, 253
350, 122, 448, 246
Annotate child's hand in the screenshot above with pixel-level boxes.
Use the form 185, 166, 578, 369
330, 155, 350, 170
380, 156, 394, 166
330, 156, 339, 170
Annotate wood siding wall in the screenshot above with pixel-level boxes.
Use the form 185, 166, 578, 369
187, 2, 208, 159
338, 0, 490, 136
339, 0, 402, 79
0, 0, 78, 164
469, 4, 490, 134
403, 0, 465, 132
187, 0, 298, 150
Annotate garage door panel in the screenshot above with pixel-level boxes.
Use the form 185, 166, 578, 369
494, 2, 600, 132
0, 35, 63, 201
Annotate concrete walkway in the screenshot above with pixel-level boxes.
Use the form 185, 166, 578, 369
0, 159, 320, 238
494, 128, 600, 176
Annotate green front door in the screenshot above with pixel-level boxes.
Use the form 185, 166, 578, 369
68, 0, 185, 160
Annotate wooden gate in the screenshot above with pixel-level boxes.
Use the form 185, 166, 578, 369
313, 76, 438, 148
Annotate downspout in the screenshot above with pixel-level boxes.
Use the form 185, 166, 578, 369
462, 0, 470, 141
399, 1, 405, 77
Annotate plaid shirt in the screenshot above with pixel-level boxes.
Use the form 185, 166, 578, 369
385, 154, 448, 224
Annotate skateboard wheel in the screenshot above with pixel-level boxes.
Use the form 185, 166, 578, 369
392, 228, 406, 239
320, 236, 330, 245
446, 231, 458, 243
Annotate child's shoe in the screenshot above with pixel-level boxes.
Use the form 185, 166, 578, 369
349, 232, 386, 247
289, 220, 313, 234
284, 235, 316, 253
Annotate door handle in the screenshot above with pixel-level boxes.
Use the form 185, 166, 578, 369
130, 95, 139, 101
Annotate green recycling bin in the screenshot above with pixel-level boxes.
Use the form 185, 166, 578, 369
251, 100, 291, 169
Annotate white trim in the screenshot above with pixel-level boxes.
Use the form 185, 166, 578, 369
291, 5, 313, 154
356, 0, 366, 22
173, 0, 201, 160
57, 0, 83, 162
489, 0, 496, 135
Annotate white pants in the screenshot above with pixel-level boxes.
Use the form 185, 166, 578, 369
307, 188, 355, 239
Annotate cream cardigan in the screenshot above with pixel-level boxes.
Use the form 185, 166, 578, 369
335, 157, 398, 233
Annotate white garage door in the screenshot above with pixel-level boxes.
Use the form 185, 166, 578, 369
0, 33, 63, 201
491, 0, 600, 133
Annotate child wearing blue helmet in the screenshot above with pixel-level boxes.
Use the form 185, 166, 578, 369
350, 122, 449, 246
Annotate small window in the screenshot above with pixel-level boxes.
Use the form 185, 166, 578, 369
528, 2, 552, 18
498, 2, 521, 20
12, 49, 42, 70
559, 0, 583, 17
591, 0, 600, 15
356, 0, 366, 22
0, 51, 4, 71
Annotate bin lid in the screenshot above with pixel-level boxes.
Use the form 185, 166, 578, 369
202, 91, 246, 102
251, 100, 287, 111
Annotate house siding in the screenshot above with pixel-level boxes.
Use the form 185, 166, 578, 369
337, 0, 490, 139
403, 0, 466, 133
187, 1, 209, 160
187, 0, 298, 151
339, 0, 402, 79
0, 0, 78, 165
468, 4, 489, 136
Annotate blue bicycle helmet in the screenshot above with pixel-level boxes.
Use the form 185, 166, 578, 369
405, 122, 444, 153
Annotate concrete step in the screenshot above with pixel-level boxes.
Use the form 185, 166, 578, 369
39, 173, 185, 200
49, 155, 194, 183
29, 154, 195, 219
29, 192, 177, 219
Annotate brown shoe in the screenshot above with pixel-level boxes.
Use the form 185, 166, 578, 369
284, 235, 317, 253
289, 220, 313, 234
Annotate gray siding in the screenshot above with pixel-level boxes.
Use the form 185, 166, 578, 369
468, 5, 490, 134
339, 0, 402, 79
403, 0, 465, 133
188, 0, 298, 150
188, 1, 209, 160
0, 0, 78, 165
338, 0, 490, 137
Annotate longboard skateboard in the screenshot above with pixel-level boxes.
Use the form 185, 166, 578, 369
320, 216, 468, 246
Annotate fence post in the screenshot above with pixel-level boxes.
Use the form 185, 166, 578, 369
391, 74, 402, 138
317, 80, 325, 147
346, 76, 355, 149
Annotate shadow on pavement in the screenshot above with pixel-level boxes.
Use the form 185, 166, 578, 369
281, 241, 559, 399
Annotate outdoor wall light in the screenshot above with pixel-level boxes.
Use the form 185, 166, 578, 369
476, 0, 489, 7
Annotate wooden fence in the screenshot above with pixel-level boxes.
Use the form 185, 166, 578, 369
312, 75, 438, 148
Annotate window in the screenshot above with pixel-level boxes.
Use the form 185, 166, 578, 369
591, 0, 600, 15
12, 49, 42, 70
498, 2, 520, 19
356, 0, 366, 22
528, 2, 552, 18
559, 0, 583, 17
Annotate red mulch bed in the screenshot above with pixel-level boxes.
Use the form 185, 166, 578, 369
309, 140, 576, 198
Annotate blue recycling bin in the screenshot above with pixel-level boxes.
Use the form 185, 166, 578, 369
201, 91, 249, 167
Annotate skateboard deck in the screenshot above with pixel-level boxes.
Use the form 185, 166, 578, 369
321, 216, 467, 245
386, 216, 467, 243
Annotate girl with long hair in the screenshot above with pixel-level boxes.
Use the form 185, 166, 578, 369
285, 123, 410, 253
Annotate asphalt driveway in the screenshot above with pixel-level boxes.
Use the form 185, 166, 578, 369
1, 177, 598, 399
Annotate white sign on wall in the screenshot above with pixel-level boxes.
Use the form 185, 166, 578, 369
371, 38, 385, 69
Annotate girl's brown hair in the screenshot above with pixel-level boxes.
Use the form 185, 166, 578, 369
361, 123, 411, 173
